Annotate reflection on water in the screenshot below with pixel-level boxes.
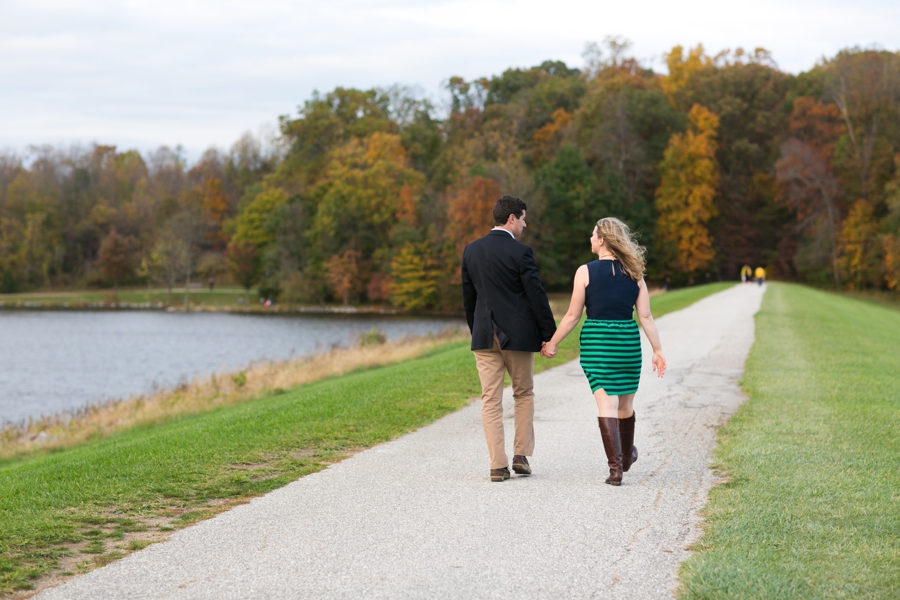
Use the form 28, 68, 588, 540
0, 311, 464, 423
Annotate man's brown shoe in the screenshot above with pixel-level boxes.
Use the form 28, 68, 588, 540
512, 455, 532, 476
490, 467, 511, 482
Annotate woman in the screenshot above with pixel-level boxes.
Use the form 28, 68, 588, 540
542, 218, 666, 485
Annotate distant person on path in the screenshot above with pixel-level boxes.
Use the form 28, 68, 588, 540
462, 195, 557, 482
542, 218, 666, 486
754, 266, 766, 286
741, 265, 752, 283
208, 278, 215, 292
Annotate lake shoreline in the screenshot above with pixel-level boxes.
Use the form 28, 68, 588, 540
0, 310, 466, 426
0, 299, 465, 318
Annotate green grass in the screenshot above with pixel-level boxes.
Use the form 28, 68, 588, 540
0, 282, 730, 594
679, 283, 900, 599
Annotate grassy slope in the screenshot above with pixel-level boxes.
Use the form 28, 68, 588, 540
679, 283, 900, 599
0, 282, 731, 594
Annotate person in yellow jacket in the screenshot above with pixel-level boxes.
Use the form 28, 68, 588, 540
740, 265, 753, 283
754, 266, 766, 286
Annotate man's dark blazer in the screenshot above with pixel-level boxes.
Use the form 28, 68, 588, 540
461, 229, 557, 352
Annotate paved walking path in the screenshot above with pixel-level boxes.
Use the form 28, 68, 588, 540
39, 284, 764, 600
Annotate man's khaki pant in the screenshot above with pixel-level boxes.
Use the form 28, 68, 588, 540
473, 334, 535, 469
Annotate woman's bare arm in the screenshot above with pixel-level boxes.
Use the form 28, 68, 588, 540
542, 265, 588, 357
635, 279, 666, 376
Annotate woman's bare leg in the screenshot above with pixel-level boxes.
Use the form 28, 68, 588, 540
594, 390, 636, 418
617, 393, 635, 419
594, 388, 618, 418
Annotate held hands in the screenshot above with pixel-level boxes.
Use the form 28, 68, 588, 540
541, 341, 558, 359
652, 350, 667, 378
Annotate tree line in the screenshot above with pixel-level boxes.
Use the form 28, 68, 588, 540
2, 39, 899, 308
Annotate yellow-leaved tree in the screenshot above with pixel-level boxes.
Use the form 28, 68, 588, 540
654, 104, 720, 275
312, 132, 424, 251
390, 242, 438, 310
881, 156, 900, 290
661, 45, 709, 107
838, 200, 883, 289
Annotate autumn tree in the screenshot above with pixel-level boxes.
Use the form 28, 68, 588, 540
231, 187, 288, 250
97, 228, 134, 300
227, 239, 259, 302
531, 108, 573, 164
276, 88, 395, 190
824, 49, 900, 203
772, 98, 846, 284
884, 236, 900, 290
200, 176, 230, 249
787, 97, 845, 162
446, 177, 500, 261
390, 242, 438, 310
654, 104, 720, 275
326, 249, 362, 306
308, 132, 424, 295
881, 158, 900, 290
661, 45, 710, 107
667, 47, 790, 276
139, 236, 179, 303
838, 200, 883, 288
572, 48, 682, 274
775, 139, 842, 285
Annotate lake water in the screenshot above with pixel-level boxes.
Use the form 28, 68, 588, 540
0, 311, 465, 424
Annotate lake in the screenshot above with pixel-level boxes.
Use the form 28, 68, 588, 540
0, 311, 465, 424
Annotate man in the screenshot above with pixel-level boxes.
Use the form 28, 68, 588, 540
461, 195, 557, 482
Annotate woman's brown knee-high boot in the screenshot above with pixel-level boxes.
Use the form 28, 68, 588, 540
619, 411, 638, 472
597, 417, 623, 485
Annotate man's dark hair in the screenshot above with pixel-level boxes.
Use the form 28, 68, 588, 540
492, 195, 527, 226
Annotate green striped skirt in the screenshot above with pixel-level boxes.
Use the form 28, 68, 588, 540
579, 319, 642, 395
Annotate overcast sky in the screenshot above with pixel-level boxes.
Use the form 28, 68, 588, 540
2, 0, 899, 162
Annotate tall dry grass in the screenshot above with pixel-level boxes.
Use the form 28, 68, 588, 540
0, 327, 468, 461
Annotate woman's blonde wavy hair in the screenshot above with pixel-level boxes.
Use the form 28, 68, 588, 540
594, 217, 646, 282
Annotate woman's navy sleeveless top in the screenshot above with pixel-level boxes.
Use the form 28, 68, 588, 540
584, 260, 640, 320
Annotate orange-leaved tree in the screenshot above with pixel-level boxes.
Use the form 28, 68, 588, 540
654, 104, 720, 275
97, 227, 135, 299
326, 249, 362, 306
200, 176, 231, 249
884, 234, 900, 291
531, 108, 573, 164
446, 177, 500, 263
